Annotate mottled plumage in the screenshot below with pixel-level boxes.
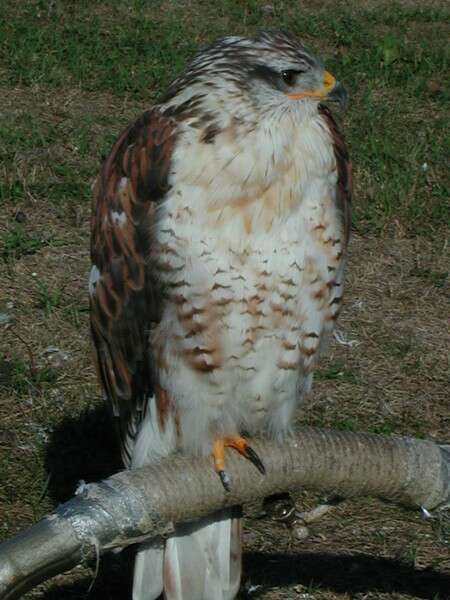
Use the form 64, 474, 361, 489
90, 30, 351, 600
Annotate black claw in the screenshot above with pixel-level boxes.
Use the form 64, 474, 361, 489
218, 470, 231, 492
245, 446, 266, 475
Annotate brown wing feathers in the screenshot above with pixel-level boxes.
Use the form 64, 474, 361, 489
90, 109, 177, 465
318, 104, 352, 248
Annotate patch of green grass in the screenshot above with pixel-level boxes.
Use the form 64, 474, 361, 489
384, 336, 415, 359
34, 281, 66, 316
31, 364, 60, 388
0, 110, 110, 211
0, 116, 56, 156
62, 303, 89, 329
0, 177, 92, 207
0, 5, 195, 96
0, 0, 448, 237
368, 422, 399, 435
1, 226, 48, 262
0, 353, 30, 394
409, 267, 449, 288
315, 361, 360, 384
0, 352, 58, 395
333, 418, 357, 432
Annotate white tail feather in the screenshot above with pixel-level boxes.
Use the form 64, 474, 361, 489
163, 511, 242, 600
133, 541, 164, 600
131, 398, 242, 599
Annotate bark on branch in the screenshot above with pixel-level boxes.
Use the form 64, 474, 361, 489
0, 428, 449, 599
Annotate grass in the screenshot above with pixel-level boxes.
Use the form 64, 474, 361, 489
0, 1, 449, 599
34, 281, 66, 316
0, 346, 60, 395
315, 361, 361, 384
0, 1, 448, 235
1, 225, 49, 261
0, 353, 31, 394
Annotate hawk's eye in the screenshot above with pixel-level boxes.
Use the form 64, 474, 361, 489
281, 70, 301, 86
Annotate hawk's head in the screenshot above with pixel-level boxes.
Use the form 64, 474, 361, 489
160, 30, 346, 128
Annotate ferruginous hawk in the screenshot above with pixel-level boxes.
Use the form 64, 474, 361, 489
89, 30, 351, 600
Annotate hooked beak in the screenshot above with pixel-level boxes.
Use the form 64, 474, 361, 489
286, 70, 348, 109
326, 79, 348, 109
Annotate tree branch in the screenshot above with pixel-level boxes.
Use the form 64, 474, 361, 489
0, 428, 449, 599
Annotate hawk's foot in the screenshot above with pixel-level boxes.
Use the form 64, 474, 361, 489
212, 436, 265, 492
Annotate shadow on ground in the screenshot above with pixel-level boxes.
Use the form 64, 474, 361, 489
242, 551, 450, 599
39, 551, 133, 599
44, 404, 121, 505
38, 551, 450, 599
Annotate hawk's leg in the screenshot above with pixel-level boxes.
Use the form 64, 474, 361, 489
212, 436, 266, 491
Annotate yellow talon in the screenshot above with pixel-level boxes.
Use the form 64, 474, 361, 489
212, 435, 266, 491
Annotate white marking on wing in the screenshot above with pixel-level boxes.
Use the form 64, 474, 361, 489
88, 265, 101, 296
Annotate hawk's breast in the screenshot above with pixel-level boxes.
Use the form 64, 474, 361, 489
150, 113, 345, 448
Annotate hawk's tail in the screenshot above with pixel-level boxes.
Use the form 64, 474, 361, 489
133, 541, 164, 600
133, 511, 242, 600
131, 397, 242, 600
